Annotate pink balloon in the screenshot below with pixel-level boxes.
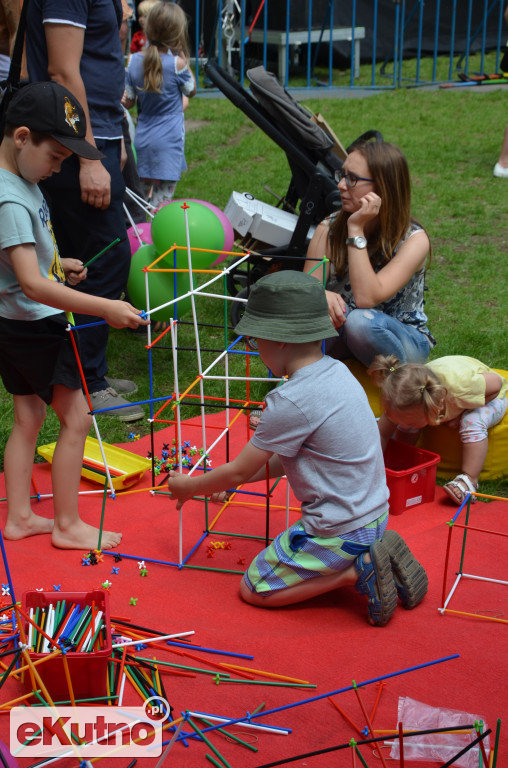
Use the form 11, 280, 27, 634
160, 198, 234, 266
127, 222, 153, 255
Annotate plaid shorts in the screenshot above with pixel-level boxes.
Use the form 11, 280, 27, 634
244, 510, 389, 594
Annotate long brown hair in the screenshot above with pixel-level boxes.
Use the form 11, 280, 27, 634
329, 140, 428, 278
142, 2, 191, 93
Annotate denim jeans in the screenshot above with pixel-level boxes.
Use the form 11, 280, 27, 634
324, 308, 432, 366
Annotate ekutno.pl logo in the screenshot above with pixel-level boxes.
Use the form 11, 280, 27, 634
10, 697, 170, 758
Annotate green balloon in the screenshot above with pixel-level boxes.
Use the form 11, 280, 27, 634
151, 200, 226, 270
127, 244, 191, 321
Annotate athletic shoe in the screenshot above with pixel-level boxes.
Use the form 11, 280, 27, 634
382, 530, 428, 609
355, 540, 398, 626
89, 387, 144, 422
105, 377, 138, 395
493, 162, 508, 178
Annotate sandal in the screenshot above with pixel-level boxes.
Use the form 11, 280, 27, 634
249, 409, 263, 430
382, 530, 428, 609
443, 473, 478, 505
354, 540, 397, 627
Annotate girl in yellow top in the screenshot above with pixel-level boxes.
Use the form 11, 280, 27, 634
369, 355, 508, 504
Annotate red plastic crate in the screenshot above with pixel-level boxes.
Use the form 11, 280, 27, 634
384, 439, 440, 515
21, 589, 111, 702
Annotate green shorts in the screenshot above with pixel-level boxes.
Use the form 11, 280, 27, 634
243, 510, 389, 594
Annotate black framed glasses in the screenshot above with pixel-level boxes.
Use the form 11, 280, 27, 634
334, 170, 374, 188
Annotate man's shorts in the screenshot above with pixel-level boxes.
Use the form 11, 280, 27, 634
243, 510, 389, 594
0, 313, 82, 404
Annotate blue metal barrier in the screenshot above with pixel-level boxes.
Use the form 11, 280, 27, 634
182, 0, 507, 92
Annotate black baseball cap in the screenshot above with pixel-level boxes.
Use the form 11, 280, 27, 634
6, 81, 104, 160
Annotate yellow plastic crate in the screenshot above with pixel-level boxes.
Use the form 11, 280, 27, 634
37, 436, 152, 490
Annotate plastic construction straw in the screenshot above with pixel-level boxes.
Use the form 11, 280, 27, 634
352, 680, 389, 768
186, 655, 460, 744
112, 630, 194, 649
196, 715, 258, 753
185, 715, 232, 768
438, 728, 491, 768
251, 724, 480, 768
218, 662, 310, 684
19, 651, 82, 760
165, 640, 254, 659
186, 712, 290, 736
134, 656, 220, 678
369, 681, 385, 722
153, 719, 185, 768
217, 677, 316, 689
0, 529, 16, 605
398, 722, 404, 768
328, 697, 364, 736
0, 690, 40, 709
474, 721, 490, 767
83, 236, 121, 268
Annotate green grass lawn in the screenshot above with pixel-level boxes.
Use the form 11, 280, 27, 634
1, 79, 507, 495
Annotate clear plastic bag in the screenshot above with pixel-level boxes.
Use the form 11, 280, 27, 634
389, 696, 489, 768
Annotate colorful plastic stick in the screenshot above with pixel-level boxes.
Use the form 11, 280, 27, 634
185, 715, 233, 768
352, 680, 389, 768
83, 237, 121, 269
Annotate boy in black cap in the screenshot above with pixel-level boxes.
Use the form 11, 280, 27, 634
168, 271, 428, 626
0, 81, 148, 550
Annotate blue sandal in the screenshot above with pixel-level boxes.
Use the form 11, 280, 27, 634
382, 530, 428, 609
355, 540, 397, 626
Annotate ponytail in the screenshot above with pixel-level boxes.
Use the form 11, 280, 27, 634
368, 355, 446, 426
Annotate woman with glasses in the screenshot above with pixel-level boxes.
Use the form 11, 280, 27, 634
303, 140, 435, 367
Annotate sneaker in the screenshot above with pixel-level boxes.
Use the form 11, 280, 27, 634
493, 162, 508, 178
89, 387, 144, 422
382, 530, 428, 609
354, 540, 398, 626
105, 377, 138, 395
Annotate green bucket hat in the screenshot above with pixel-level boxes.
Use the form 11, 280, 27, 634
234, 270, 338, 343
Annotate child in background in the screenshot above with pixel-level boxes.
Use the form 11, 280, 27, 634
0, 82, 149, 549
369, 354, 508, 504
129, 0, 157, 53
168, 271, 428, 626
123, 2, 196, 208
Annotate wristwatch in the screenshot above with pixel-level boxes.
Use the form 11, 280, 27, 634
346, 235, 368, 249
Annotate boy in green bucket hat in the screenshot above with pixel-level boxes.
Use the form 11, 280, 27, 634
168, 270, 427, 625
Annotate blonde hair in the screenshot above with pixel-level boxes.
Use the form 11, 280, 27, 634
329, 140, 430, 278
367, 354, 446, 426
142, 2, 190, 93
137, 0, 158, 18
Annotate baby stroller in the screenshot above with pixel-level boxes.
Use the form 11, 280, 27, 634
203, 59, 382, 325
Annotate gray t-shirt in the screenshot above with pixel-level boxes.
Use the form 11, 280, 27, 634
0, 169, 65, 321
251, 355, 389, 536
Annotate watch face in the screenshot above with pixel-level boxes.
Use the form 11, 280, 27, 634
347, 236, 367, 248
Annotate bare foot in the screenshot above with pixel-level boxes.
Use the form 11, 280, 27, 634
52, 519, 122, 550
4, 512, 54, 540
